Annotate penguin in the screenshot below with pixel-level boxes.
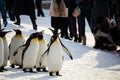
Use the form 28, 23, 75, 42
36, 31, 48, 72
41, 28, 73, 76
9, 29, 25, 68
0, 30, 11, 70
22, 32, 39, 73
0, 36, 4, 72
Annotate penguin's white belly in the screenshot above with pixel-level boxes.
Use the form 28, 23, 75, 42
9, 37, 24, 64
0, 38, 4, 67
47, 43, 63, 72
3, 39, 9, 66
23, 42, 39, 69
36, 42, 47, 68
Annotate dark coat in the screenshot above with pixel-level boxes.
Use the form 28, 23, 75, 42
91, 0, 111, 29
0, 0, 7, 22
110, 26, 120, 46
68, 0, 77, 15
13, 0, 36, 19
50, 0, 68, 29
5, 0, 14, 10
92, 0, 111, 18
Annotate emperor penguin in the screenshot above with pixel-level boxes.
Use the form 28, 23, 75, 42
9, 29, 25, 68
36, 31, 48, 72
41, 28, 73, 76
22, 32, 39, 73
0, 30, 11, 70
0, 35, 4, 72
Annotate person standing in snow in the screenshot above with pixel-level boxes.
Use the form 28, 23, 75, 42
68, 0, 81, 42
78, 0, 94, 45
12, 0, 37, 30
0, 0, 8, 29
35, 0, 45, 17
50, 0, 69, 39
5, 0, 15, 21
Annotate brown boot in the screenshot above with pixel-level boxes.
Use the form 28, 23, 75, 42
81, 36, 86, 45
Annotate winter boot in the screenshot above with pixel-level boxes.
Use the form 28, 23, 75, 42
33, 25, 37, 30
14, 16, 20, 25
81, 36, 86, 45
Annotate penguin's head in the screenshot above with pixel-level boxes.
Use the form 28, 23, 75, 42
49, 28, 60, 42
13, 29, 22, 35
37, 30, 45, 40
25, 32, 39, 45
29, 32, 39, 40
0, 30, 11, 37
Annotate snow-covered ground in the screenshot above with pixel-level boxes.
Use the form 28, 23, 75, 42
0, 9, 120, 80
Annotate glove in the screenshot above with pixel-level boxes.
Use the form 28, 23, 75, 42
3, 20, 8, 27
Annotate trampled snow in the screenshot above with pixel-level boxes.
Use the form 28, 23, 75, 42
0, 9, 120, 80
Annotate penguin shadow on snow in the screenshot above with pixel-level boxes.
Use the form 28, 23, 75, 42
1, 69, 45, 79
30, 75, 57, 80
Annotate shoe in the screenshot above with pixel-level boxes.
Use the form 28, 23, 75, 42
78, 37, 82, 43
65, 36, 72, 40
14, 21, 20, 25
74, 35, 78, 42
33, 25, 37, 30
117, 49, 120, 52
81, 36, 86, 45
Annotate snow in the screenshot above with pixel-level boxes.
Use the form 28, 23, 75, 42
0, 9, 120, 80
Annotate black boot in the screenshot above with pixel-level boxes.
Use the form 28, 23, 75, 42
33, 25, 37, 30
74, 35, 78, 42
14, 16, 20, 25
14, 21, 20, 25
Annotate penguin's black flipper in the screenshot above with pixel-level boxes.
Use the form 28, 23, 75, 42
40, 40, 53, 66
59, 38, 73, 60
13, 45, 25, 56
40, 49, 49, 66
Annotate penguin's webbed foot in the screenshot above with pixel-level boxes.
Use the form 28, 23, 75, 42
43, 68, 48, 72
23, 68, 29, 73
36, 68, 41, 72
10, 64, 15, 68
1, 66, 8, 71
49, 72, 54, 76
0, 69, 3, 72
56, 71, 62, 76
17, 65, 22, 69
29, 69, 37, 73
0, 67, 4, 72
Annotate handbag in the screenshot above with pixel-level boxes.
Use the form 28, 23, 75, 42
72, 7, 81, 17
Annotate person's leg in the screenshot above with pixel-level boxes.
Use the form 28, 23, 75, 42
79, 12, 86, 45
29, 16, 37, 30
8, 7, 15, 21
70, 16, 77, 42
77, 17, 81, 43
14, 15, 20, 25
36, 0, 44, 17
